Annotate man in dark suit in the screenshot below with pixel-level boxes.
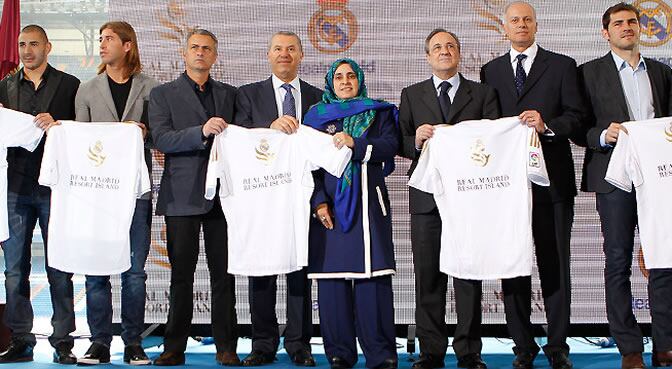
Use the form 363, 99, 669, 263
233, 31, 322, 367
480, 2, 585, 369
580, 3, 672, 369
398, 29, 499, 369
149, 29, 239, 367
0, 25, 79, 365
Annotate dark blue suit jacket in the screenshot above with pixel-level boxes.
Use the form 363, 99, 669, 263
149, 74, 237, 216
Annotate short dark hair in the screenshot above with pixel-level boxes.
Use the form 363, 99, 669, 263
424, 28, 461, 54
269, 31, 303, 53
21, 24, 49, 42
602, 2, 640, 29
186, 28, 219, 51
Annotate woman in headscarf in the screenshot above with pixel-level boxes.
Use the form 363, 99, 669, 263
303, 58, 399, 369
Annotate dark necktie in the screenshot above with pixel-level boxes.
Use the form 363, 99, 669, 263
515, 54, 528, 96
438, 81, 452, 123
281, 83, 296, 118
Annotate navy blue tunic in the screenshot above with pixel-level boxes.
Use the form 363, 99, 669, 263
307, 109, 399, 278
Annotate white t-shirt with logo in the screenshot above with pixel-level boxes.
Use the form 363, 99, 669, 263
409, 117, 549, 280
605, 117, 672, 269
0, 108, 44, 242
39, 121, 150, 275
205, 124, 352, 276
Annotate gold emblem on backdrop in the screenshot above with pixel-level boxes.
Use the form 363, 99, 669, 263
470, 139, 491, 167
308, 0, 358, 54
87, 140, 107, 167
471, 0, 508, 40
255, 138, 276, 164
636, 0, 672, 47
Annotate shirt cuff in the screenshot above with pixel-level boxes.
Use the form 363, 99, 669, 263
600, 129, 613, 148
542, 125, 555, 136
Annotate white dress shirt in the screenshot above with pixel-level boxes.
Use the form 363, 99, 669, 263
509, 42, 538, 78
432, 73, 461, 103
271, 74, 303, 123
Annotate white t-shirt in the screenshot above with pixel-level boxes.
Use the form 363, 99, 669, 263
605, 117, 672, 269
205, 125, 352, 276
409, 117, 549, 280
0, 108, 44, 242
39, 121, 150, 275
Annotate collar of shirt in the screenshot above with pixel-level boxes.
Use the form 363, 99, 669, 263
611, 51, 647, 72
432, 73, 461, 102
271, 74, 302, 122
182, 71, 212, 93
19, 64, 51, 87
509, 42, 538, 75
271, 74, 300, 93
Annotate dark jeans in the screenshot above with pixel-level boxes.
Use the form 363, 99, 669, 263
85, 199, 151, 346
597, 189, 672, 355
2, 190, 75, 349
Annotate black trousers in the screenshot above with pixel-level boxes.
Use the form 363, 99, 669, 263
163, 201, 238, 353
248, 269, 312, 354
502, 199, 573, 356
597, 189, 672, 355
411, 210, 482, 359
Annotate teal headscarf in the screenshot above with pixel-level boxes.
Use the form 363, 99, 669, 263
304, 58, 397, 232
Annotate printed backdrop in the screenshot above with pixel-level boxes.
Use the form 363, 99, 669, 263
108, 0, 672, 325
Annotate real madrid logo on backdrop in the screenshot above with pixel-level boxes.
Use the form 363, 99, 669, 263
471, 0, 508, 40
308, 0, 358, 54
470, 139, 491, 167
635, 0, 672, 47
87, 140, 106, 167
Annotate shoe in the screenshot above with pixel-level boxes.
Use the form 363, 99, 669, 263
621, 352, 645, 369
412, 353, 445, 369
548, 352, 572, 369
153, 351, 186, 366
124, 345, 151, 365
291, 349, 316, 367
512, 351, 538, 369
242, 350, 276, 366
374, 358, 398, 369
77, 342, 110, 365
0, 339, 33, 363
653, 350, 672, 367
330, 356, 353, 369
53, 342, 77, 365
217, 351, 242, 366
457, 353, 487, 369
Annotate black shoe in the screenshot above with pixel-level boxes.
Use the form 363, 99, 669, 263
412, 353, 445, 369
457, 353, 487, 369
291, 349, 316, 367
153, 351, 186, 366
512, 351, 538, 369
548, 352, 572, 369
374, 359, 398, 369
242, 350, 276, 366
53, 342, 77, 365
330, 357, 353, 369
124, 345, 151, 365
0, 339, 33, 363
77, 342, 110, 365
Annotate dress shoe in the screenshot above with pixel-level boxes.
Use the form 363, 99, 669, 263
124, 345, 151, 365
512, 351, 538, 369
77, 342, 110, 365
153, 351, 186, 366
217, 351, 242, 366
0, 339, 33, 363
621, 352, 645, 369
291, 349, 316, 367
548, 352, 572, 369
374, 358, 398, 369
653, 350, 672, 367
53, 342, 77, 365
330, 356, 353, 369
242, 350, 276, 366
412, 353, 445, 369
457, 353, 487, 369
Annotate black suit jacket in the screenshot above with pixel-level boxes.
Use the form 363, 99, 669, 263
233, 76, 322, 127
0, 65, 80, 195
149, 74, 237, 216
579, 53, 672, 193
398, 74, 500, 214
481, 47, 585, 203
